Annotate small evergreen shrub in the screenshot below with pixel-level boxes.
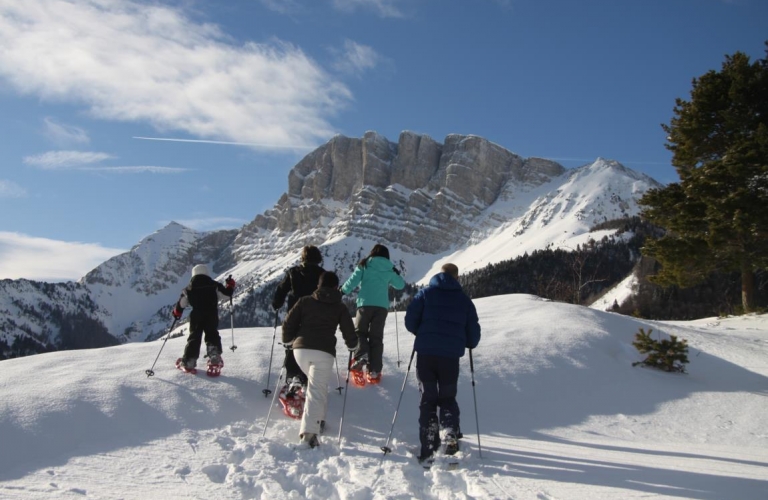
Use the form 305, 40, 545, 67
632, 328, 689, 373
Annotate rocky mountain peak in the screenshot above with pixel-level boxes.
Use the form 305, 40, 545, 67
237, 131, 568, 258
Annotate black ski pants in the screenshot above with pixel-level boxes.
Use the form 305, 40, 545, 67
353, 306, 388, 373
183, 309, 223, 361
415, 354, 460, 455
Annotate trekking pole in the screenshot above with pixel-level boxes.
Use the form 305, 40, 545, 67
263, 310, 279, 397
469, 349, 483, 458
394, 309, 401, 368
334, 355, 343, 394
229, 282, 237, 352
261, 363, 286, 438
337, 351, 354, 447
380, 346, 416, 455
145, 317, 178, 377
389, 288, 402, 368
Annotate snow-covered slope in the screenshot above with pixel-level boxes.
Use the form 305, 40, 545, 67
0, 279, 114, 354
414, 157, 657, 282
1, 296, 766, 499
82, 222, 238, 342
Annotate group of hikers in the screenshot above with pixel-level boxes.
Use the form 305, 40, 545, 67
171, 243, 481, 463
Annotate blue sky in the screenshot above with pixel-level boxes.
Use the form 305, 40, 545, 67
0, 0, 766, 281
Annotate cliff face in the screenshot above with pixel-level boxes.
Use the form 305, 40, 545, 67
235, 131, 566, 257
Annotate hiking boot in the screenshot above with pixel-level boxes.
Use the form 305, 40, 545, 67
444, 431, 459, 456
206, 345, 223, 365
417, 454, 435, 466
366, 371, 381, 384
299, 433, 319, 449
350, 353, 368, 371
286, 377, 303, 397
179, 358, 196, 369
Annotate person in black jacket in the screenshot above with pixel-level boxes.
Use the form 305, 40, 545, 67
272, 245, 325, 390
282, 271, 357, 448
405, 263, 481, 462
173, 264, 235, 370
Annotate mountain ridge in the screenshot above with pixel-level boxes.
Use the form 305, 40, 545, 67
0, 131, 662, 357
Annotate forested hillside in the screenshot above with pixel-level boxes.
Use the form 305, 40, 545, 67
460, 217, 768, 320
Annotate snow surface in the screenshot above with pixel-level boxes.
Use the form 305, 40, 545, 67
1, 295, 767, 499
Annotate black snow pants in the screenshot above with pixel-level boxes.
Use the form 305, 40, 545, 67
183, 309, 223, 361
415, 354, 461, 458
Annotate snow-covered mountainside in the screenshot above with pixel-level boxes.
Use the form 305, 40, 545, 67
0, 131, 662, 356
82, 222, 237, 342
0, 279, 116, 356
227, 131, 660, 292
0, 224, 237, 356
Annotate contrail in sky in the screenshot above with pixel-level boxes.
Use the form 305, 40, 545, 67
133, 136, 315, 150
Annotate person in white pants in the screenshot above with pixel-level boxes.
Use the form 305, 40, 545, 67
282, 271, 357, 448
294, 349, 334, 440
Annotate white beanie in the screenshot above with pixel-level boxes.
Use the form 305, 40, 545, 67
192, 264, 209, 277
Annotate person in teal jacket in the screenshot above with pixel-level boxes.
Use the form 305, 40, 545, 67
341, 244, 406, 383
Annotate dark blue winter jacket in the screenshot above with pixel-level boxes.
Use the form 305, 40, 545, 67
405, 272, 481, 358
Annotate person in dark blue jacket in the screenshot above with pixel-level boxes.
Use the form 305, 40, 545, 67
405, 263, 481, 462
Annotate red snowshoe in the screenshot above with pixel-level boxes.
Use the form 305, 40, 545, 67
278, 383, 305, 419
366, 371, 381, 385
351, 368, 366, 387
176, 358, 197, 374
349, 357, 367, 387
206, 357, 223, 377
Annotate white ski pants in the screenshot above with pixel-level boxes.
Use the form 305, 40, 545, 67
294, 348, 335, 437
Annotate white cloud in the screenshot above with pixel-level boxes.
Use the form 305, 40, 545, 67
0, 180, 27, 198
43, 117, 90, 145
0, 0, 352, 150
0, 232, 124, 281
133, 136, 313, 150
260, 0, 303, 14
23, 150, 114, 169
22, 150, 188, 173
80, 166, 189, 174
332, 39, 380, 77
331, 0, 405, 17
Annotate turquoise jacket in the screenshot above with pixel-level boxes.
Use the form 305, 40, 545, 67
341, 256, 406, 308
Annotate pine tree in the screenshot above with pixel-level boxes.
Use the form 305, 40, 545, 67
640, 42, 768, 312
632, 328, 690, 373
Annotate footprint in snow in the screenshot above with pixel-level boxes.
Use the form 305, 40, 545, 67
202, 464, 229, 484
